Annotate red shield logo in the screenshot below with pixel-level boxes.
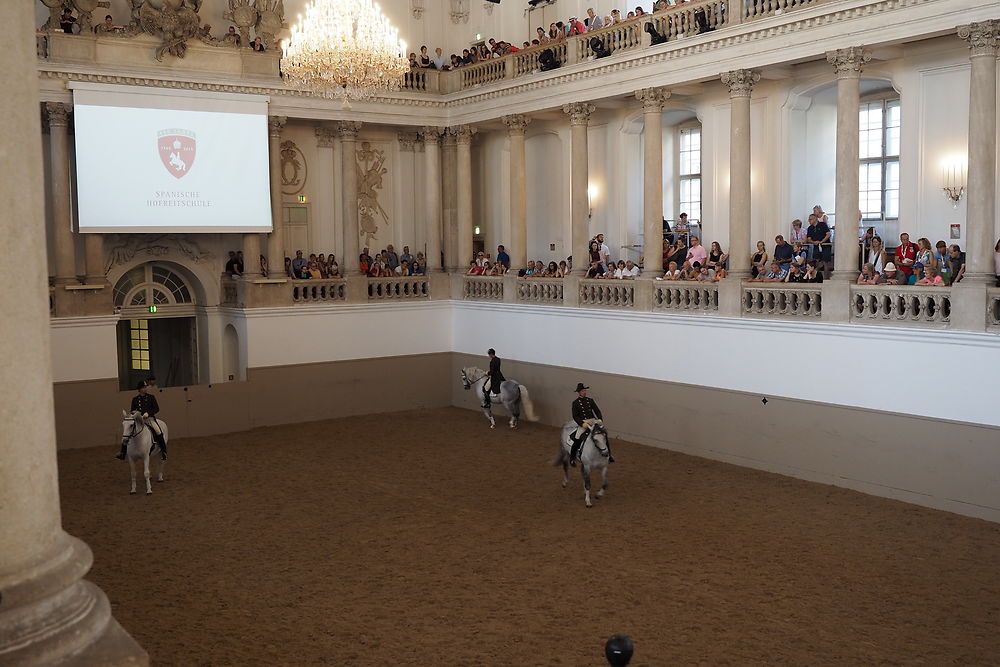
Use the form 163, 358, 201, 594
157, 130, 196, 179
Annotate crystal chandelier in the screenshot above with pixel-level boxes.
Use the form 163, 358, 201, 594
281, 0, 409, 103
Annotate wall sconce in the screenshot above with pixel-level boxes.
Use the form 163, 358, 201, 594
587, 183, 598, 218
942, 160, 966, 209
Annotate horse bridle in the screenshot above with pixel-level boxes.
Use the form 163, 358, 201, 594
121, 416, 140, 444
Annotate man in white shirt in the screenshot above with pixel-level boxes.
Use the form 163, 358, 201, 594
622, 260, 640, 278
596, 233, 612, 273
432, 47, 447, 70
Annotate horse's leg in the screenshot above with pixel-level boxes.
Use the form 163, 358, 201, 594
128, 457, 137, 495
143, 454, 152, 495
561, 456, 569, 488
581, 465, 593, 508
483, 404, 495, 429
157, 455, 166, 483
596, 465, 608, 499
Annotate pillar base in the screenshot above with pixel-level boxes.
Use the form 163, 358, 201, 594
236, 278, 289, 308
428, 272, 451, 300
344, 275, 368, 304
717, 279, 743, 318
950, 281, 988, 333
502, 273, 518, 304
820, 280, 851, 324
562, 276, 581, 308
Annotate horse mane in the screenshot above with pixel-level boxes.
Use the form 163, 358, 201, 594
464, 366, 487, 383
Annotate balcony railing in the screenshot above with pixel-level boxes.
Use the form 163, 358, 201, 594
851, 285, 951, 328
368, 276, 429, 300
742, 283, 822, 318
653, 282, 719, 313
580, 279, 635, 309
517, 277, 565, 304
463, 275, 504, 301
292, 279, 346, 304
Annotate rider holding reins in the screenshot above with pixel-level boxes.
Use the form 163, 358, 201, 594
483, 348, 505, 408
569, 383, 614, 466
116, 381, 167, 461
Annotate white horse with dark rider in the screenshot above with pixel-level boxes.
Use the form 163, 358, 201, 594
554, 421, 613, 508
460, 367, 538, 429
119, 410, 168, 495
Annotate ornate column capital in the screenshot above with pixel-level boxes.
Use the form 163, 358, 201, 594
635, 87, 671, 113
958, 20, 1000, 57
450, 125, 478, 145
397, 131, 419, 151
268, 115, 287, 138
418, 126, 445, 144
314, 125, 337, 148
442, 131, 458, 148
501, 114, 531, 135
336, 120, 363, 140
562, 102, 596, 126
721, 69, 760, 98
44, 102, 70, 128
827, 47, 871, 79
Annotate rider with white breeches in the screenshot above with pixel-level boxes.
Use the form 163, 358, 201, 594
116, 381, 167, 461
569, 382, 614, 466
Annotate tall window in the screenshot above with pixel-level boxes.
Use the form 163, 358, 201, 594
678, 126, 702, 222
859, 98, 900, 222
129, 319, 150, 371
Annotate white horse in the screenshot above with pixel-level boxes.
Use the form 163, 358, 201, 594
120, 410, 168, 495
554, 421, 612, 508
460, 366, 538, 429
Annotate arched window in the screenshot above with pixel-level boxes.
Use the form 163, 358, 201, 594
113, 263, 194, 312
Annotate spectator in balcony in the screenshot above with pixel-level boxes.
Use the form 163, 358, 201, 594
812, 204, 829, 225
248, 38, 265, 52
857, 263, 879, 285
755, 262, 787, 282
908, 262, 926, 285
60, 8, 78, 34
789, 218, 808, 246
567, 16, 588, 35
412, 256, 426, 275
627, 11, 636, 19
95, 14, 115, 34
432, 47, 448, 70
807, 213, 832, 277
791, 241, 808, 267
548, 24, 560, 41
707, 241, 729, 271
225, 250, 242, 277
358, 252, 370, 276
751, 240, 768, 278
623, 260, 641, 278
385, 244, 399, 271
894, 233, 917, 279
611, 9, 623, 23
712, 264, 728, 281
682, 261, 700, 280
673, 212, 690, 232
916, 263, 944, 286
932, 240, 950, 281
396, 260, 410, 276
225, 26, 240, 46
915, 237, 933, 269
663, 260, 682, 280
669, 237, 687, 269
399, 246, 413, 266
595, 233, 612, 272
773, 235, 793, 271
586, 241, 605, 278
948, 244, 966, 283
408, 52, 419, 68
291, 250, 308, 278
496, 245, 510, 271
449, 54, 461, 68
784, 262, 805, 283
586, 8, 605, 30
687, 236, 708, 269
467, 260, 483, 276
804, 259, 824, 283
460, 49, 473, 65
417, 46, 432, 68
653, 0, 669, 10
877, 262, 905, 285
283, 256, 292, 278
327, 255, 340, 278
536, 27, 549, 45
635, 7, 648, 17
867, 236, 887, 274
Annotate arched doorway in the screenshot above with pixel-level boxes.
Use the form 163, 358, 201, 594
222, 324, 242, 382
113, 263, 199, 390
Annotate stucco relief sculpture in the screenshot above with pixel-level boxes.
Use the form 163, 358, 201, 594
39, 0, 111, 33
280, 140, 307, 195
105, 234, 213, 274
357, 142, 389, 248
224, 0, 287, 50
139, 0, 203, 60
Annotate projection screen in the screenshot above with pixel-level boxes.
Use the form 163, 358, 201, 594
70, 83, 272, 233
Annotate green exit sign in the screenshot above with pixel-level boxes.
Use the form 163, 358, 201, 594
149, 305, 157, 313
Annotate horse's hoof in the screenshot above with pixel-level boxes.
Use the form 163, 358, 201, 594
561, 481, 568, 488
129, 491, 136, 495
146, 490, 152, 496
489, 424, 495, 429
156, 478, 164, 483
585, 503, 593, 509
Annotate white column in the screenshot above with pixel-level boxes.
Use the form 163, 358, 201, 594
338, 121, 362, 276
1, 2, 146, 662
502, 114, 531, 271
442, 129, 459, 271
420, 126, 445, 272
828, 47, 870, 281
454, 125, 477, 270
45, 102, 78, 284
636, 87, 670, 277
313, 125, 337, 256
958, 21, 999, 284
265, 115, 286, 278
563, 102, 596, 275
721, 70, 760, 278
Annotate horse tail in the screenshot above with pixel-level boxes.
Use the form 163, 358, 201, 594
518, 384, 538, 422
551, 447, 567, 467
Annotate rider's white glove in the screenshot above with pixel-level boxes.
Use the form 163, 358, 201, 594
142, 413, 149, 419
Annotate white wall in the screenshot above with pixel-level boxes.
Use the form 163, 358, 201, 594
50, 316, 119, 382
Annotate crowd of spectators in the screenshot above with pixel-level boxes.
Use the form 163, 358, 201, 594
855, 233, 970, 286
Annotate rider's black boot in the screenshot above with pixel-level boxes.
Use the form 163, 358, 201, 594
115, 444, 126, 461
569, 436, 584, 467
155, 435, 167, 461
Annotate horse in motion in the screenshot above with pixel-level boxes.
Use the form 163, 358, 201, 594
461, 366, 538, 429
119, 410, 168, 495
554, 421, 612, 508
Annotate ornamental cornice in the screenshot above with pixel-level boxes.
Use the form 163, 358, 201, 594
268, 115, 287, 138
45, 101, 70, 128
957, 20, 1000, 57
826, 47, 871, 79
635, 87, 671, 112
562, 102, 596, 125
501, 114, 531, 134
315, 125, 337, 147
721, 69, 760, 97
336, 121, 363, 140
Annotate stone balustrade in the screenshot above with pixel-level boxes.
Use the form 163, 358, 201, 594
517, 278, 565, 304
653, 281, 719, 313
292, 279, 347, 304
221, 278, 238, 306
850, 285, 951, 327
463, 275, 504, 301
368, 276, 430, 300
742, 283, 823, 319
579, 279, 636, 308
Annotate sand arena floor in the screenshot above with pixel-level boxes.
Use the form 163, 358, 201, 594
58, 407, 1000, 666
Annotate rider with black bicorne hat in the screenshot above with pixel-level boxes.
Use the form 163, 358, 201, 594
569, 382, 613, 466
483, 348, 505, 409
116, 381, 167, 461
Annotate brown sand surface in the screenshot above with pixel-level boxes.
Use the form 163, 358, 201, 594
59, 407, 1000, 666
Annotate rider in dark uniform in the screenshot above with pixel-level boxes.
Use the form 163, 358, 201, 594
483, 348, 505, 408
116, 381, 167, 461
569, 382, 613, 466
